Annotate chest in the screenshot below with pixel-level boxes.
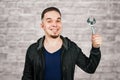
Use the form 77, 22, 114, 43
44, 48, 62, 66
43, 48, 62, 80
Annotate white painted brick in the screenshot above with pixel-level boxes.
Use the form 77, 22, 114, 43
0, 0, 120, 80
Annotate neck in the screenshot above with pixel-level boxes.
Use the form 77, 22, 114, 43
44, 35, 62, 46
44, 35, 63, 53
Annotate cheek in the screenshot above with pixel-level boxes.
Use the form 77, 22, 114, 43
57, 23, 62, 28
44, 24, 51, 29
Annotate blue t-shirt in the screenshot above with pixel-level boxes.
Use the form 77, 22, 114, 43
44, 48, 62, 80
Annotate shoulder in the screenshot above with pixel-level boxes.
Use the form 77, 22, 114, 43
27, 36, 44, 54
26, 43, 38, 58
27, 43, 38, 53
65, 37, 78, 46
63, 36, 80, 50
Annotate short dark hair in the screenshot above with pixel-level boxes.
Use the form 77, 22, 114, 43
41, 7, 61, 20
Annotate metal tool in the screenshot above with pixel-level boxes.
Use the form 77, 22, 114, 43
87, 17, 96, 34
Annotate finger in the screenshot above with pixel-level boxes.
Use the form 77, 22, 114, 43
93, 39, 102, 44
92, 36, 102, 40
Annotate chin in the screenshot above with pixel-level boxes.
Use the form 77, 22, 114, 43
50, 34, 60, 38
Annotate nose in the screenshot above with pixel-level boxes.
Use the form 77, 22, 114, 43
52, 22, 57, 27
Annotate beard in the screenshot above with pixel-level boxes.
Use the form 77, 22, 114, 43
50, 34, 60, 39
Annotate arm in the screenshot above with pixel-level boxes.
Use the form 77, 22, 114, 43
76, 34, 102, 73
22, 47, 33, 80
76, 46, 101, 73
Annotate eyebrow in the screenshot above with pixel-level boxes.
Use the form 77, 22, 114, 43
57, 17, 61, 19
46, 17, 61, 20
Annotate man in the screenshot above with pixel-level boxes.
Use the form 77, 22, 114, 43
22, 7, 102, 80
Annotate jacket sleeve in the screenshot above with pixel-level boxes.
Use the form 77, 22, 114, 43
76, 46, 101, 74
22, 46, 33, 80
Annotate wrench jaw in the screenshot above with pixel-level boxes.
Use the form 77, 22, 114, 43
87, 17, 96, 34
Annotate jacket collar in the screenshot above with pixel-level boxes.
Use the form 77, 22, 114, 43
37, 35, 69, 51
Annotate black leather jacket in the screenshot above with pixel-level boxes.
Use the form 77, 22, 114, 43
22, 36, 101, 80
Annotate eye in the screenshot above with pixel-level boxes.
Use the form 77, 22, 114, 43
47, 20, 52, 23
57, 19, 61, 23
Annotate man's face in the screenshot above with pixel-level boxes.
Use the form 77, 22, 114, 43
41, 11, 62, 38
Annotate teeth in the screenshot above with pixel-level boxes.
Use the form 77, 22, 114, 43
52, 29, 57, 32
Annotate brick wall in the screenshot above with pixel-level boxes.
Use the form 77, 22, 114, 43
0, 0, 120, 80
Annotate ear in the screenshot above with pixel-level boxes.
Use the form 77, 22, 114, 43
40, 22, 44, 29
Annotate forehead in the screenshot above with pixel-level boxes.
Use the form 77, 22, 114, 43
44, 11, 61, 19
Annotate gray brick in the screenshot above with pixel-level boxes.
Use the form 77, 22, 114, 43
103, 34, 116, 42
110, 3, 120, 15
0, 22, 6, 28
7, 22, 19, 28
0, 35, 6, 47
8, 15, 19, 22
0, 53, 7, 61
114, 41, 120, 53
2, 0, 22, 2
111, 15, 120, 21
0, 16, 8, 22
8, 8, 22, 16
0, 0, 120, 80
5, 2, 18, 8
0, 2, 6, 8
0, 8, 5, 15
100, 73, 117, 80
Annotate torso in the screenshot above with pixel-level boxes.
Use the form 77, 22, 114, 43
43, 47, 62, 80
44, 38, 63, 53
